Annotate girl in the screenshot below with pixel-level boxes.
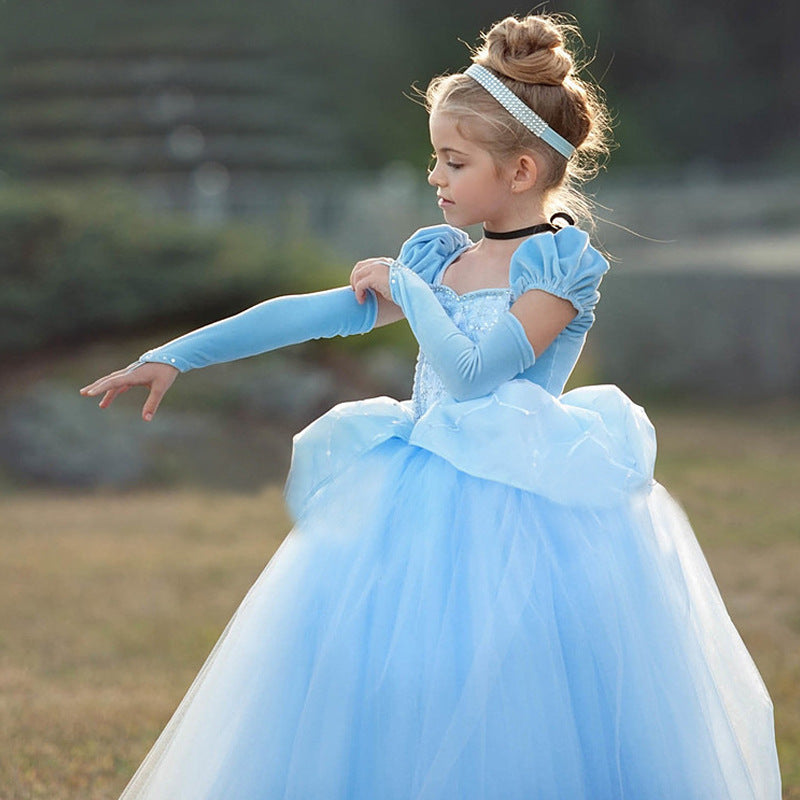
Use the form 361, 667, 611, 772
81, 14, 781, 799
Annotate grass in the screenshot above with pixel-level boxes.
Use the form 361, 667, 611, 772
1, 402, 799, 798
1, 489, 292, 798
652, 399, 800, 795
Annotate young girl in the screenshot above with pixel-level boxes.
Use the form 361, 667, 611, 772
81, 14, 781, 799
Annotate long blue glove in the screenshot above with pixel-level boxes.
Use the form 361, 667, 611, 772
388, 262, 535, 401
135, 286, 378, 372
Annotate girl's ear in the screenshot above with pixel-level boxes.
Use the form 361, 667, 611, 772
510, 153, 538, 193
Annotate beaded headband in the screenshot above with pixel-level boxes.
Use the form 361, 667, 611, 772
464, 64, 575, 159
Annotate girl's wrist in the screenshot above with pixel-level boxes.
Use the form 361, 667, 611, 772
122, 360, 147, 375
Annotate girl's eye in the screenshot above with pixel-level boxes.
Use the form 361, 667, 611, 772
427, 153, 464, 172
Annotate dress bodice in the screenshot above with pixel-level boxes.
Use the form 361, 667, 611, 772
410, 286, 512, 419
287, 227, 654, 518
409, 272, 591, 420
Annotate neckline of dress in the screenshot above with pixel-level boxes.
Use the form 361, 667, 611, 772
433, 282, 512, 301
434, 229, 555, 299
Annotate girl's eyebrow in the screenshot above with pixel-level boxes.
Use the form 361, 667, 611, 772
433, 146, 469, 156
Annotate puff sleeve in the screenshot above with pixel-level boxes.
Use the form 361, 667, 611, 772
395, 224, 472, 283
509, 227, 610, 336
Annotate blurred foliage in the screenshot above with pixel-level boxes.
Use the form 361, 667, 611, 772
0, 179, 418, 367
0, 180, 349, 356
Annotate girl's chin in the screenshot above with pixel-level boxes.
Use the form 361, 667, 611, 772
440, 207, 477, 226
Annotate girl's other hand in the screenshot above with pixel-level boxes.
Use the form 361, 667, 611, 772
349, 258, 394, 303
80, 361, 179, 422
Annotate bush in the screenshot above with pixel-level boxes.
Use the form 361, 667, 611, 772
0, 381, 152, 487
0, 180, 345, 356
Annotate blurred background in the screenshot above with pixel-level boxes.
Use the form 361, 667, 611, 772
0, 1, 798, 797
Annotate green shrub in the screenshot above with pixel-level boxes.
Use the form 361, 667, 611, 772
0, 180, 345, 355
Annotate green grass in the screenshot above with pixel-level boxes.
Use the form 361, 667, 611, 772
1, 489, 292, 798
650, 400, 800, 547
1, 403, 799, 797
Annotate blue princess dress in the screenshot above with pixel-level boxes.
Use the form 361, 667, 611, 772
119, 226, 781, 799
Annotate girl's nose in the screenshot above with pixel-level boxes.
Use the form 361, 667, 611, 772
427, 166, 442, 187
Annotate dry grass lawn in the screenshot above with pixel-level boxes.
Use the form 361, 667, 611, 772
1, 401, 799, 798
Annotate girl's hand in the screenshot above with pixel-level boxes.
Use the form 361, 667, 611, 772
80, 361, 179, 422
349, 257, 394, 304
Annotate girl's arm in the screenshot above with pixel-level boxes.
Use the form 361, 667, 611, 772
134, 285, 379, 372
373, 292, 406, 328
81, 276, 400, 420
351, 259, 575, 402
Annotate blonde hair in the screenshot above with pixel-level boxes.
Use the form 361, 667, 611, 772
425, 13, 612, 229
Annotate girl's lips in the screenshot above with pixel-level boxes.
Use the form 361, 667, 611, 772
437, 198, 454, 207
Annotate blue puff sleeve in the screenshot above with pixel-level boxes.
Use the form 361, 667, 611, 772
396, 224, 472, 283
509, 227, 610, 335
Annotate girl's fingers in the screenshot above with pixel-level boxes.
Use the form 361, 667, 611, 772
142, 385, 165, 422
81, 363, 148, 396
82, 375, 127, 397
351, 258, 393, 303
81, 364, 138, 393
355, 268, 392, 302
81, 362, 176, 421
350, 258, 391, 294
354, 277, 371, 304
99, 388, 119, 408
81, 371, 131, 396
350, 263, 368, 293
98, 384, 131, 409
99, 383, 136, 408
82, 377, 114, 397
80, 375, 115, 395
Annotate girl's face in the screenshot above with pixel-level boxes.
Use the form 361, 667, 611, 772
427, 111, 516, 229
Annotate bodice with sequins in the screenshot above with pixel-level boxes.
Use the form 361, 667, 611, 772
410, 285, 513, 420
286, 225, 655, 518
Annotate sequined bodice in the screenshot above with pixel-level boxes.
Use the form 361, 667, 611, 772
410, 286, 513, 419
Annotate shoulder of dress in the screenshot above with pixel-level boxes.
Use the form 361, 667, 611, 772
508, 228, 610, 335
400, 223, 471, 247
395, 224, 473, 283
510, 229, 609, 303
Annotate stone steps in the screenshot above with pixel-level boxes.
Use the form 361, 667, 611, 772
0, 44, 349, 178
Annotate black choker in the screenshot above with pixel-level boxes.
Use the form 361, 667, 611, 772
482, 212, 575, 240
483, 222, 555, 240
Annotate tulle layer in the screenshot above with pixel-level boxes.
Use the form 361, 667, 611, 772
120, 438, 780, 800
284, 381, 656, 521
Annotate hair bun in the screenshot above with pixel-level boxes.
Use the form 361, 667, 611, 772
473, 15, 573, 86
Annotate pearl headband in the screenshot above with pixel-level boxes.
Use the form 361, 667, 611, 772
464, 64, 575, 159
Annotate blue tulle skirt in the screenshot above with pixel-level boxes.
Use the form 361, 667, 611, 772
118, 384, 781, 799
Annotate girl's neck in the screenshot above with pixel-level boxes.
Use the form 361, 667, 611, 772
472, 236, 527, 259
479, 198, 548, 251
475, 218, 550, 259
